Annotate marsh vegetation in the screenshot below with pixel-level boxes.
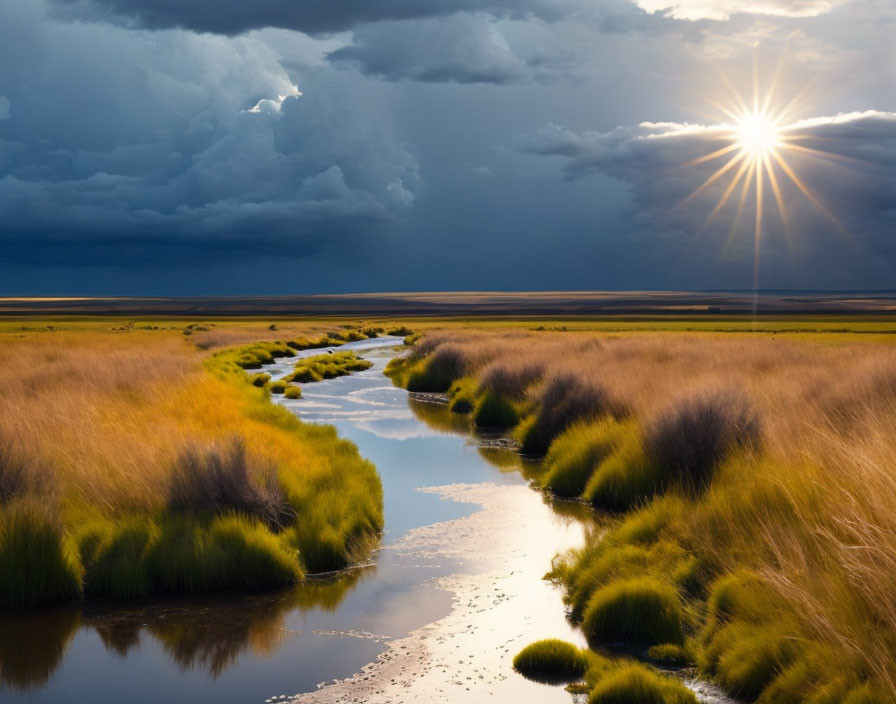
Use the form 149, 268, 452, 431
391, 328, 896, 703
0, 323, 384, 609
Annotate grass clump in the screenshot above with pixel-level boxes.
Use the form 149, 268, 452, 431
647, 643, 693, 666
406, 343, 470, 392
588, 663, 697, 704
167, 437, 294, 530
541, 419, 628, 498
583, 434, 664, 512
518, 375, 619, 455
249, 372, 270, 388
268, 379, 300, 396
513, 638, 588, 682
0, 499, 83, 609
146, 515, 303, 594
283, 385, 302, 399
472, 390, 521, 428
286, 351, 372, 384
513, 639, 589, 683
447, 378, 478, 414
79, 519, 156, 600
582, 578, 684, 647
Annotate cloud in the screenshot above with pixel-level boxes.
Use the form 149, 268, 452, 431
49, 0, 574, 36
327, 13, 585, 85
520, 111, 896, 274
632, 0, 848, 21
0, 0, 420, 261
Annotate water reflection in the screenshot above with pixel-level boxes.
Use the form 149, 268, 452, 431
0, 569, 370, 691
0, 610, 80, 690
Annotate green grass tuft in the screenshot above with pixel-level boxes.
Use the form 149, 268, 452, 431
512, 639, 589, 683
647, 643, 693, 666
582, 578, 684, 647
79, 519, 157, 600
447, 378, 478, 414
287, 351, 372, 384
146, 515, 303, 594
283, 385, 302, 399
0, 499, 83, 609
588, 663, 697, 704
583, 435, 663, 512
541, 419, 628, 498
472, 390, 520, 428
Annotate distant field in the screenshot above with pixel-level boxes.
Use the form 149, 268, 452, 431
2, 290, 896, 317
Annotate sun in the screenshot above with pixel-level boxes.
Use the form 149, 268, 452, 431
736, 111, 780, 160
676, 59, 849, 303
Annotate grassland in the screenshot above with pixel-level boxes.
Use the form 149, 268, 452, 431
389, 324, 896, 703
0, 320, 385, 609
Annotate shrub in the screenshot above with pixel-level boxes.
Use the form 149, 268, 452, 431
588, 664, 697, 704
644, 389, 761, 493
167, 438, 294, 530
541, 419, 627, 498
0, 498, 83, 609
582, 578, 684, 647
512, 639, 589, 682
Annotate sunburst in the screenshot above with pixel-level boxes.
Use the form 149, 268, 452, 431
681, 60, 850, 295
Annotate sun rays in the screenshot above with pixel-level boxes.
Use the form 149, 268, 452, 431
681, 62, 852, 293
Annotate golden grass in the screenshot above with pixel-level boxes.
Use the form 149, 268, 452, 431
0, 322, 383, 606
398, 328, 896, 702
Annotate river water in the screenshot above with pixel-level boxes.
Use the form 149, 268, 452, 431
2, 338, 590, 704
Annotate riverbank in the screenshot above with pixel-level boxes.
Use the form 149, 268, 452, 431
1, 337, 593, 703
0, 322, 386, 608
388, 329, 896, 703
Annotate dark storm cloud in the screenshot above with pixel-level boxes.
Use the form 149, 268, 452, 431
0, 0, 420, 263
2, 0, 895, 294
326, 15, 583, 85
49, 0, 574, 35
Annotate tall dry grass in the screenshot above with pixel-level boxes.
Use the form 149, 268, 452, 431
401, 329, 896, 701
0, 323, 384, 607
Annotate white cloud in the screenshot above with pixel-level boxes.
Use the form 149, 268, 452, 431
633, 0, 846, 21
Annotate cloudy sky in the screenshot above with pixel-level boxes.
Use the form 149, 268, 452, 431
1, 0, 894, 293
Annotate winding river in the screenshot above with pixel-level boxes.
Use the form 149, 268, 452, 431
2, 338, 592, 703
